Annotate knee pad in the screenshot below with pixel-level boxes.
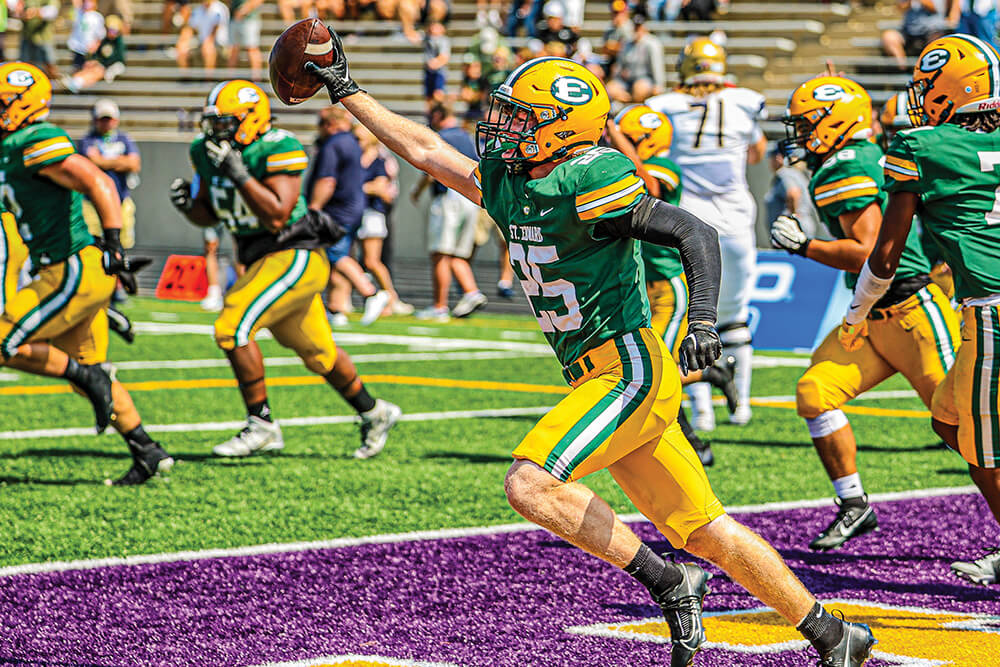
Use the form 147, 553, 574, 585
718, 321, 752, 347
805, 409, 848, 439
796, 373, 835, 419
302, 346, 337, 377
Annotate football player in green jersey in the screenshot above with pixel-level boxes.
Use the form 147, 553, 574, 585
611, 103, 739, 468
306, 30, 877, 666
844, 34, 1000, 585
170, 80, 400, 460
0, 62, 171, 485
776, 75, 960, 552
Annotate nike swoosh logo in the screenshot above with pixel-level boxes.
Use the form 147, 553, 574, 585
540, 207, 554, 216
849, 303, 863, 310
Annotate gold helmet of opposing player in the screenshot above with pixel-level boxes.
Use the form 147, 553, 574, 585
907, 34, 1000, 126
476, 57, 610, 173
201, 80, 271, 146
781, 76, 872, 159
0, 62, 52, 134
880, 91, 911, 130
678, 37, 726, 86
614, 104, 673, 160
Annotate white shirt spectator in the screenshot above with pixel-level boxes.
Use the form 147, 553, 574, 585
68, 6, 106, 56
190, 0, 230, 45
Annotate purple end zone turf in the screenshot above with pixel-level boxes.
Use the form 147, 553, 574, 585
1, 493, 997, 666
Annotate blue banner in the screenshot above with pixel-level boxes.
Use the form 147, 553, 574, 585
748, 250, 852, 352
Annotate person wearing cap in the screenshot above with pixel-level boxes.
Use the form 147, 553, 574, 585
535, 0, 578, 55
63, 14, 126, 93
78, 99, 140, 302
606, 12, 665, 103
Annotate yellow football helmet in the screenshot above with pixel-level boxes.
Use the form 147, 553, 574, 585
907, 34, 1000, 126
678, 37, 726, 86
0, 62, 52, 134
614, 104, 673, 160
476, 57, 609, 172
880, 91, 911, 129
201, 80, 271, 146
781, 76, 872, 159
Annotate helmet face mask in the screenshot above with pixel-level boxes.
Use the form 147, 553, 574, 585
908, 35, 1000, 126
780, 76, 872, 164
475, 57, 609, 174
201, 113, 240, 144
202, 80, 271, 147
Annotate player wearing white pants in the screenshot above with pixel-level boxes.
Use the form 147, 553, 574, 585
647, 37, 767, 429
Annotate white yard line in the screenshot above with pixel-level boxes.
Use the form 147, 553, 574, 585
0, 485, 975, 578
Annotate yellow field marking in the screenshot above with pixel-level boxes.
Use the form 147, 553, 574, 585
0, 377, 932, 417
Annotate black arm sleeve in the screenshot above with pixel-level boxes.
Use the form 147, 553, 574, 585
598, 195, 721, 325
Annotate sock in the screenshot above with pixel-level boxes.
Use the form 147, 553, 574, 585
687, 383, 713, 426
796, 602, 845, 653
124, 424, 155, 447
206, 284, 222, 299
726, 343, 753, 408
623, 543, 683, 598
348, 386, 377, 414
62, 357, 85, 383
832, 473, 865, 502
247, 399, 273, 422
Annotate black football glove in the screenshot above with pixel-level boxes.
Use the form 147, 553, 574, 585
678, 322, 723, 375
204, 139, 251, 186
304, 25, 364, 104
169, 177, 194, 212
770, 214, 811, 256
100, 229, 153, 295
277, 208, 347, 246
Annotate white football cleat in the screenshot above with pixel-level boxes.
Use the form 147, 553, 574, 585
213, 416, 284, 457
355, 399, 402, 459
729, 405, 753, 426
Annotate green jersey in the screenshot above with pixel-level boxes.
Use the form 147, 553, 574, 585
0, 122, 93, 266
190, 129, 309, 264
476, 146, 649, 366
884, 124, 1000, 300
639, 155, 684, 283
809, 139, 929, 289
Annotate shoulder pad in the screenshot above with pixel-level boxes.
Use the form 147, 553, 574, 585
646, 92, 690, 115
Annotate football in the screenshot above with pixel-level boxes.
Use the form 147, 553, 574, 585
269, 17, 334, 105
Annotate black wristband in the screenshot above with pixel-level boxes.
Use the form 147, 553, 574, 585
794, 238, 811, 257
103, 228, 122, 248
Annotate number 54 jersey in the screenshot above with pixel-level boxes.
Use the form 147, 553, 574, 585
475, 146, 651, 366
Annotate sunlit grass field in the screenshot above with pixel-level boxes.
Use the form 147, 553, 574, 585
0, 297, 967, 568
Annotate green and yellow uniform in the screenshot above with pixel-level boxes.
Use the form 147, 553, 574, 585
191, 129, 336, 374
0, 201, 28, 313
475, 146, 724, 548
885, 124, 1000, 467
796, 139, 960, 423
639, 155, 688, 359
0, 122, 114, 363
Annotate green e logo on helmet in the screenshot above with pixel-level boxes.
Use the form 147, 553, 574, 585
551, 76, 593, 105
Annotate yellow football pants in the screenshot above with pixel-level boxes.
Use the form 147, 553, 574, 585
932, 305, 1000, 469
83, 198, 136, 249
512, 328, 725, 548
647, 275, 688, 361
0, 244, 114, 364
214, 248, 337, 375
797, 284, 960, 418
1, 210, 29, 313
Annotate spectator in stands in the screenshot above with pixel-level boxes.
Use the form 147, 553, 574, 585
601, 1, 633, 75
423, 19, 450, 110
561, 0, 584, 29
477, 0, 502, 27
881, 0, 954, 69
504, 0, 540, 37
98, 0, 133, 32
356, 124, 413, 316
64, 14, 126, 92
606, 13, 664, 103
277, 0, 314, 24
0, 0, 7, 60
460, 55, 485, 122
17, 0, 60, 78
175, 0, 229, 70
78, 99, 141, 303
162, 0, 191, 34
679, 0, 720, 21
536, 1, 578, 55
410, 104, 487, 321
68, 0, 106, 71
951, 0, 997, 48
228, 0, 263, 78
308, 106, 390, 327
764, 145, 820, 240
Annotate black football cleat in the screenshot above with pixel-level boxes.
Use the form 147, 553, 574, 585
809, 496, 879, 551
108, 442, 174, 486
678, 407, 714, 467
702, 354, 738, 414
67, 362, 114, 433
816, 619, 876, 666
653, 562, 711, 667
107, 305, 135, 344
